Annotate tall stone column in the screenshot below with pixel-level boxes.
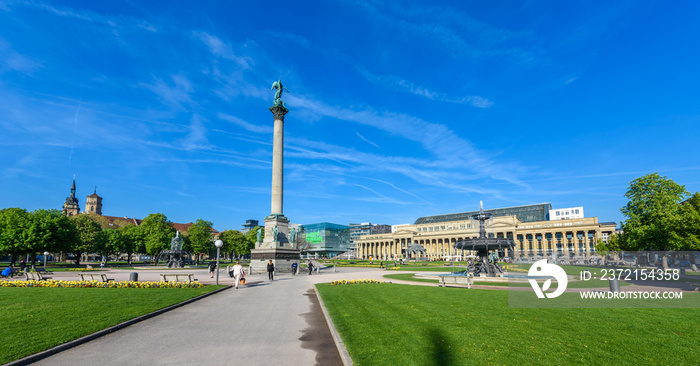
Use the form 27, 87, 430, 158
249, 82, 300, 273
270, 106, 286, 216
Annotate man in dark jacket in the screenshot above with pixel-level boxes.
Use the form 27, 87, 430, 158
208, 260, 217, 278
308, 260, 314, 275
267, 260, 275, 280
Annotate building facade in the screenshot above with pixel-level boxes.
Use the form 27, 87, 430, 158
62, 179, 80, 216
241, 219, 259, 234
356, 204, 616, 260
549, 207, 583, 220
85, 188, 103, 215
301, 222, 351, 257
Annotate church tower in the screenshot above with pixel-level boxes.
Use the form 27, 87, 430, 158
85, 187, 103, 215
62, 178, 80, 216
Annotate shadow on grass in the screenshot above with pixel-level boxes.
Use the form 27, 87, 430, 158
428, 327, 456, 366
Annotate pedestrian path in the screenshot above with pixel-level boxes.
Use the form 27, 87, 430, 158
30, 265, 389, 366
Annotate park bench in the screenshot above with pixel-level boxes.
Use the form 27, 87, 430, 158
689, 283, 700, 292
160, 274, 197, 283
79, 273, 114, 282
25, 271, 50, 281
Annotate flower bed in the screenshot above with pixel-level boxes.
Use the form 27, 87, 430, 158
329, 279, 385, 285
0, 280, 204, 288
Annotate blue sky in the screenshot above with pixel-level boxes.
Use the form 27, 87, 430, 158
1, 1, 699, 231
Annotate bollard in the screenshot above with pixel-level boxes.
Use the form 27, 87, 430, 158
129, 272, 138, 282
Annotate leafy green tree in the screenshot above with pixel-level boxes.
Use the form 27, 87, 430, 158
619, 173, 689, 251
0, 208, 33, 264
187, 219, 214, 264
70, 214, 103, 264
95, 229, 127, 261
140, 213, 175, 256
219, 229, 252, 260
668, 192, 700, 250
119, 224, 143, 263
30, 209, 78, 258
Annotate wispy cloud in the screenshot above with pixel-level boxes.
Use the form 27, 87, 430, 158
285, 93, 527, 188
218, 113, 273, 134
16, 0, 158, 32
180, 114, 209, 150
357, 68, 493, 108
350, 0, 537, 64
193, 31, 251, 69
140, 74, 193, 108
355, 131, 379, 148
0, 38, 41, 73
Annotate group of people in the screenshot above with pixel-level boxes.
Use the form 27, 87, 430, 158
204, 259, 317, 288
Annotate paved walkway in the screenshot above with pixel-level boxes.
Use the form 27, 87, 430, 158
28, 264, 391, 366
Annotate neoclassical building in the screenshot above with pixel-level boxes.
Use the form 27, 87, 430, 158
356, 203, 616, 260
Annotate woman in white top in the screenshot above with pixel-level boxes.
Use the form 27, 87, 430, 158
232, 261, 244, 289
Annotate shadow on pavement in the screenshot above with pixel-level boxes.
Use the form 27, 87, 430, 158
300, 289, 343, 366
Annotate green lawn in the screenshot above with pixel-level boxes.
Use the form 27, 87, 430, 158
0, 286, 223, 364
317, 283, 700, 366
385, 273, 631, 288
384, 273, 440, 283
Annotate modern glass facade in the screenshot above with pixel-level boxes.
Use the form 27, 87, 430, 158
414, 203, 552, 225
301, 222, 351, 257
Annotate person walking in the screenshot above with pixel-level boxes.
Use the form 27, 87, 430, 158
19, 260, 26, 273
267, 259, 275, 281
208, 259, 217, 278
291, 261, 298, 277
308, 260, 314, 275
232, 261, 244, 289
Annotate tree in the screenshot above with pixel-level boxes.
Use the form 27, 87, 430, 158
0, 208, 33, 264
245, 226, 263, 245
219, 229, 252, 260
70, 214, 102, 264
30, 209, 78, 258
95, 229, 127, 261
668, 192, 700, 250
140, 213, 175, 256
619, 173, 689, 251
187, 219, 214, 264
119, 224, 143, 263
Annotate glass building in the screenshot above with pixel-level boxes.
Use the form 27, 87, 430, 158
414, 203, 552, 225
301, 222, 351, 257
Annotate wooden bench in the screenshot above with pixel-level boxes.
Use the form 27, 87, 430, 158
690, 283, 700, 292
160, 274, 197, 283
25, 271, 51, 281
79, 273, 113, 282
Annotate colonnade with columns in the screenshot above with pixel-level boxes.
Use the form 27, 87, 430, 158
356, 217, 615, 260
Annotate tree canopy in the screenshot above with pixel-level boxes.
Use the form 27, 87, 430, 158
140, 213, 175, 255
619, 173, 695, 250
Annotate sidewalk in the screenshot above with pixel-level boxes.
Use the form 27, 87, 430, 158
29, 265, 389, 366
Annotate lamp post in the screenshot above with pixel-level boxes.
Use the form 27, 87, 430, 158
214, 240, 223, 285
43, 251, 49, 270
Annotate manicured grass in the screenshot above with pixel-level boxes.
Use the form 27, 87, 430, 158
0, 286, 224, 364
386, 272, 631, 289
384, 273, 439, 283
317, 283, 700, 366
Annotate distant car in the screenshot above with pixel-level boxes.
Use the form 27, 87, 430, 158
677, 260, 691, 267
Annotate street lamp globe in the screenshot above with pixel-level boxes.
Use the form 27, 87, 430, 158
215, 240, 223, 248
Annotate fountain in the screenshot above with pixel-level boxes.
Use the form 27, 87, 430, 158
453, 201, 516, 277
155, 232, 192, 268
